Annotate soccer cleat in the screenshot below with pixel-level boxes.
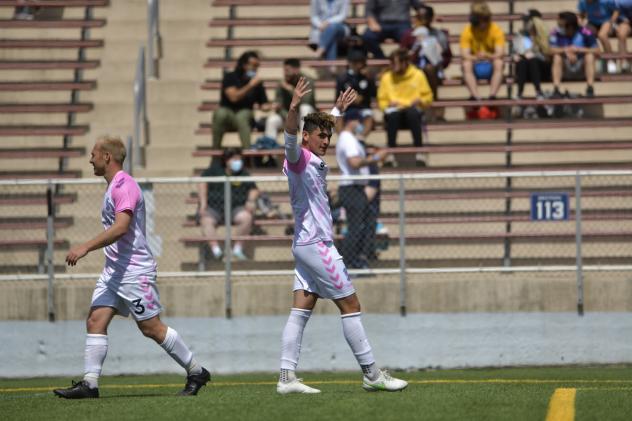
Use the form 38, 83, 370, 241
179, 367, 211, 396
53, 380, 99, 399
362, 370, 408, 392
276, 379, 321, 394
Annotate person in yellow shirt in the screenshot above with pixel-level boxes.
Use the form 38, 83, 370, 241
377, 47, 433, 166
460, 1, 505, 100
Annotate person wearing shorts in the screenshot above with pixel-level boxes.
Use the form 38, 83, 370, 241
53, 136, 210, 399
275, 78, 408, 394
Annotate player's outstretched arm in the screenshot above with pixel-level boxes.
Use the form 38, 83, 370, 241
285, 76, 312, 136
65, 211, 132, 266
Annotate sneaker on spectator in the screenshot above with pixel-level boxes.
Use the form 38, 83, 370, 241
375, 222, 389, 235
231, 248, 247, 261
383, 154, 398, 168
13, 7, 34, 20
622, 60, 631, 73
607, 59, 618, 74
585, 85, 595, 98
415, 153, 427, 167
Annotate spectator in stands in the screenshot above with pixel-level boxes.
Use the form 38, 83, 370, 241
377, 48, 433, 166
363, 0, 425, 59
13, 0, 38, 20
460, 0, 506, 101
549, 11, 600, 97
265, 59, 316, 141
335, 50, 376, 139
197, 148, 260, 261
336, 109, 387, 269
514, 10, 550, 99
614, 0, 632, 72
400, 5, 452, 121
309, 0, 350, 60
213, 51, 271, 150
578, 0, 619, 73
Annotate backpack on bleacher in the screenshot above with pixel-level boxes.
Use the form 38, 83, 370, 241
251, 135, 280, 168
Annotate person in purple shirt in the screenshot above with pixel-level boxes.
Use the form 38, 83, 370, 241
578, 0, 619, 73
549, 11, 600, 96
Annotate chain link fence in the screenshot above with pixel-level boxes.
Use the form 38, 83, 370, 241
1, 170, 631, 317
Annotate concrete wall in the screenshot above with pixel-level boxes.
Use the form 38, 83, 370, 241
1, 312, 631, 378
2, 272, 632, 320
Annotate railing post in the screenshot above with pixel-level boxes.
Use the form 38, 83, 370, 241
133, 45, 147, 169
575, 173, 584, 316
46, 182, 56, 322
398, 175, 407, 316
224, 177, 233, 319
147, 0, 161, 79
124, 136, 133, 175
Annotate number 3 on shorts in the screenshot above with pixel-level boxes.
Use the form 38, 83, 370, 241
132, 298, 145, 315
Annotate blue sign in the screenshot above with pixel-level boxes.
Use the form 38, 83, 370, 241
530, 193, 569, 221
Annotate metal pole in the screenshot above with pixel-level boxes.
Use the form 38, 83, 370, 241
46, 182, 56, 322
398, 176, 407, 316
575, 173, 584, 316
224, 178, 233, 319
124, 136, 133, 175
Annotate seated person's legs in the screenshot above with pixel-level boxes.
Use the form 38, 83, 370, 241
362, 27, 385, 59
489, 57, 504, 98
319, 23, 347, 60
231, 207, 254, 260
299, 103, 316, 133
199, 208, 222, 259
212, 107, 236, 149
617, 22, 631, 71
583, 52, 595, 95
383, 110, 402, 148
234, 109, 254, 149
264, 112, 284, 139
551, 53, 564, 93
462, 58, 480, 99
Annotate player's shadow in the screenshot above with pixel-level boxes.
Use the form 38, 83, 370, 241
100, 393, 175, 399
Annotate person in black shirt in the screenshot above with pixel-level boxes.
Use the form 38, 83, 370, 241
335, 50, 376, 138
213, 51, 271, 149
363, 0, 424, 58
197, 148, 260, 261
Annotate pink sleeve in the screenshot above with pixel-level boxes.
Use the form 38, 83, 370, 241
111, 177, 140, 214
286, 148, 311, 174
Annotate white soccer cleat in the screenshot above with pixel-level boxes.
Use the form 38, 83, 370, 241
362, 370, 408, 392
276, 379, 321, 395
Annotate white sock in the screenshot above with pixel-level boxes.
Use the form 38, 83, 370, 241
341, 312, 376, 375
280, 308, 312, 376
211, 245, 222, 258
233, 244, 243, 254
83, 334, 108, 389
160, 327, 202, 375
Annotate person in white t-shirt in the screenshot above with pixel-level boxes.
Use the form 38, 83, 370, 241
336, 109, 387, 269
53, 136, 210, 399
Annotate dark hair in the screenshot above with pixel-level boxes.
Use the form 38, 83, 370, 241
235, 50, 259, 75
303, 112, 335, 136
421, 5, 434, 21
221, 147, 242, 167
559, 11, 579, 31
283, 58, 300, 68
389, 47, 410, 63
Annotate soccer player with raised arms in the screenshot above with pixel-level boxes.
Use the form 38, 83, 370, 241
276, 78, 408, 394
53, 136, 210, 399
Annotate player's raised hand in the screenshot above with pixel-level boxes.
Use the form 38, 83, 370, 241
290, 77, 312, 110
335, 87, 358, 113
65, 244, 88, 266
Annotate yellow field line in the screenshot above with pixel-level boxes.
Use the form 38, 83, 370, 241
3, 378, 632, 394
545, 388, 576, 421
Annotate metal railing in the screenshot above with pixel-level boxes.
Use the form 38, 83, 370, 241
147, 0, 162, 79
132, 45, 149, 170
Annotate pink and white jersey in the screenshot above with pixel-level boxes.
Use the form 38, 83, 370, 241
283, 131, 334, 246
101, 171, 156, 282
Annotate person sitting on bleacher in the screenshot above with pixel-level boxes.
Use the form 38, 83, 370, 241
377, 48, 433, 167
363, 0, 425, 59
212, 51, 271, 150
578, 0, 620, 74
400, 5, 452, 122
550, 11, 600, 97
460, 0, 506, 102
514, 10, 551, 99
264, 59, 316, 141
336, 50, 377, 139
197, 148, 260, 261
309, 0, 350, 60
614, 0, 632, 72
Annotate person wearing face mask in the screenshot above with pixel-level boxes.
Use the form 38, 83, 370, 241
335, 50, 377, 139
513, 10, 551, 100
213, 51, 272, 151
335, 109, 387, 269
460, 0, 506, 104
197, 148, 260, 261
377, 47, 433, 167
549, 11, 600, 97
264, 58, 316, 141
